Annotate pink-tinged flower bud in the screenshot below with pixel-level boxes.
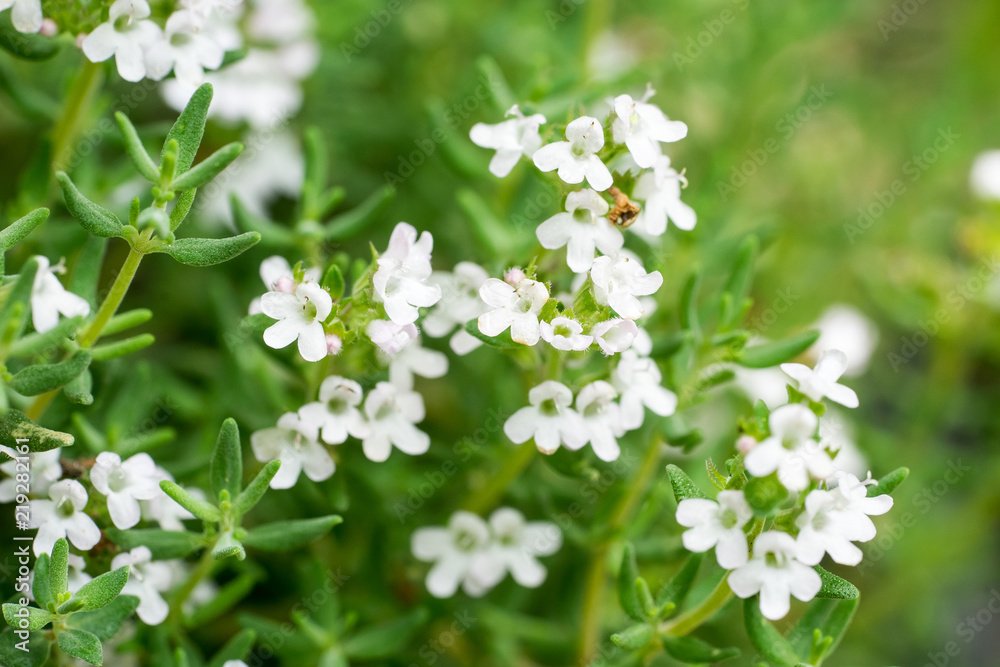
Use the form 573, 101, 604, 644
40, 19, 58, 37
325, 334, 343, 357
736, 435, 757, 455
503, 267, 527, 286
275, 276, 296, 293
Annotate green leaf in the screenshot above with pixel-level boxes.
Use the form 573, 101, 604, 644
744, 474, 788, 515
743, 597, 799, 666
67, 595, 139, 642
665, 464, 709, 503
153, 232, 261, 267
0, 257, 38, 339
230, 196, 296, 247
105, 528, 204, 559
0, 409, 74, 451
50, 538, 69, 599
32, 554, 53, 610
162, 83, 213, 173
63, 368, 93, 405
115, 112, 160, 182
0, 208, 48, 251
7, 350, 92, 396
735, 331, 820, 369
185, 568, 262, 628
618, 543, 645, 622
172, 142, 244, 191
242, 515, 343, 551
463, 318, 521, 350
610, 623, 654, 651
661, 634, 740, 663
211, 418, 243, 500
233, 460, 281, 516
170, 188, 198, 231
814, 566, 860, 599
56, 628, 102, 666
0, 13, 61, 60
102, 309, 153, 337
91, 334, 155, 361
56, 172, 125, 239
6, 316, 81, 359
656, 553, 703, 614
0, 627, 51, 667
64, 566, 129, 612
212, 531, 246, 561
207, 628, 256, 667
322, 264, 345, 301
342, 608, 429, 659
680, 269, 702, 340
324, 186, 395, 241
2, 604, 54, 632
868, 467, 909, 497
720, 236, 758, 328
136, 207, 172, 241
160, 480, 221, 522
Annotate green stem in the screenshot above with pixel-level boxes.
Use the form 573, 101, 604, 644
78, 248, 143, 349
461, 440, 536, 516
168, 545, 217, 625
659, 576, 734, 637
51, 60, 103, 174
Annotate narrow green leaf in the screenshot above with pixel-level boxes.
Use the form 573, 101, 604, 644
68, 235, 108, 309
7, 316, 82, 358
662, 634, 740, 663
0, 257, 38, 339
91, 333, 155, 361
172, 142, 244, 191
64, 566, 129, 612
211, 418, 243, 499
455, 188, 516, 257
230, 195, 296, 247
610, 623, 654, 651
736, 331, 820, 369
233, 460, 281, 516
67, 595, 139, 642
0, 409, 74, 451
32, 554, 53, 610
322, 264, 345, 301
814, 566, 860, 600
212, 531, 246, 561
743, 597, 799, 666
170, 188, 197, 231
324, 186, 394, 241
185, 569, 262, 628
680, 269, 702, 340
56, 628, 102, 666
7, 350, 92, 396
656, 552, 703, 614
2, 604, 53, 632
105, 528, 204, 560
0, 208, 48, 251
50, 538, 69, 599
867, 467, 909, 498
115, 112, 160, 182
665, 464, 709, 503
342, 608, 430, 660
242, 515, 343, 551
814, 598, 858, 658
618, 543, 644, 622
102, 309, 153, 337
153, 232, 261, 267
475, 55, 517, 111
56, 172, 125, 238
162, 83, 213, 173
159, 480, 221, 522
206, 628, 256, 667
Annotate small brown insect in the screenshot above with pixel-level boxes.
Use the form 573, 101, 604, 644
606, 186, 641, 228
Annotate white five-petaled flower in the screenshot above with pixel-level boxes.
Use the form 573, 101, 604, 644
632, 156, 696, 235
533, 116, 613, 191
539, 316, 593, 352
575, 381, 625, 461
28, 480, 101, 556
744, 404, 833, 492
261, 281, 333, 362
82, 0, 163, 83
366, 319, 418, 356
373, 222, 442, 325
423, 262, 490, 355
477, 277, 550, 346
145, 10, 225, 86
728, 531, 821, 621
249, 257, 320, 314
611, 350, 678, 430
676, 491, 753, 569
470, 105, 546, 178
361, 381, 430, 462
591, 318, 639, 355
411, 511, 498, 597
480, 507, 562, 588
112, 546, 174, 625
90, 452, 161, 530
781, 349, 859, 408
536, 189, 623, 273
590, 254, 663, 320
504, 381, 588, 455
250, 412, 335, 489
611, 87, 688, 168
0, 0, 42, 33
297, 376, 370, 445
30, 256, 90, 334
389, 339, 449, 390
0, 449, 61, 502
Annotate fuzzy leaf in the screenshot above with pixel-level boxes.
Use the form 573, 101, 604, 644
665, 464, 709, 503
6, 316, 81, 359
63, 368, 93, 405
115, 112, 159, 182
105, 528, 204, 559
2, 604, 53, 632
814, 566, 860, 600
67, 595, 139, 642
212, 531, 246, 561
0, 626, 51, 666
211, 418, 243, 499
91, 334, 155, 361
170, 188, 197, 231
233, 460, 281, 516
0, 257, 38, 338
172, 142, 244, 191
32, 554, 53, 609
867, 467, 909, 498
736, 331, 820, 369
242, 515, 343, 551
153, 232, 261, 267
7, 350, 91, 396
0, 208, 48, 251
162, 83, 212, 173
661, 634, 740, 663
322, 264, 345, 301
656, 553, 703, 614
160, 481, 221, 522
56, 172, 125, 238
64, 566, 129, 612
618, 543, 644, 622
0, 409, 74, 451
57, 629, 102, 666
102, 309, 153, 337
610, 623, 654, 651
50, 538, 69, 599
743, 597, 799, 666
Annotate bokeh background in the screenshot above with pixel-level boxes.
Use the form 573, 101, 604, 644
2, 0, 1000, 665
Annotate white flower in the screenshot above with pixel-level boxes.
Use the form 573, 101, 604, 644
503, 381, 588, 455
0, 449, 61, 502
632, 156, 696, 235
612, 351, 678, 430
591, 318, 639, 355
297, 376, 370, 445
361, 382, 430, 462
971, 150, 1000, 201
373, 222, 442, 325
828, 472, 893, 539
728, 531, 821, 621
470, 105, 546, 178
611, 87, 688, 168
411, 511, 499, 597
112, 546, 173, 625
536, 189, 623, 273
145, 10, 225, 86
480, 507, 561, 588
795, 488, 872, 567
423, 262, 490, 355
744, 404, 833, 492
366, 319, 418, 355
90, 452, 161, 530
539, 316, 593, 352
532, 116, 613, 191
575, 381, 625, 461
819, 412, 868, 478
250, 412, 334, 489
30, 256, 90, 334
260, 281, 333, 362
0, 0, 42, 33
477, 278, 549, 346
675, 491, 753, 569
590, 254, 663, 320
389, 340, 449, 390
141, 469, 197, 531
812, 305, 879, 377
259, 256, 319, 295
82, 0, 163, 83
27, 480, 101, 556
781, 349, 859, 408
